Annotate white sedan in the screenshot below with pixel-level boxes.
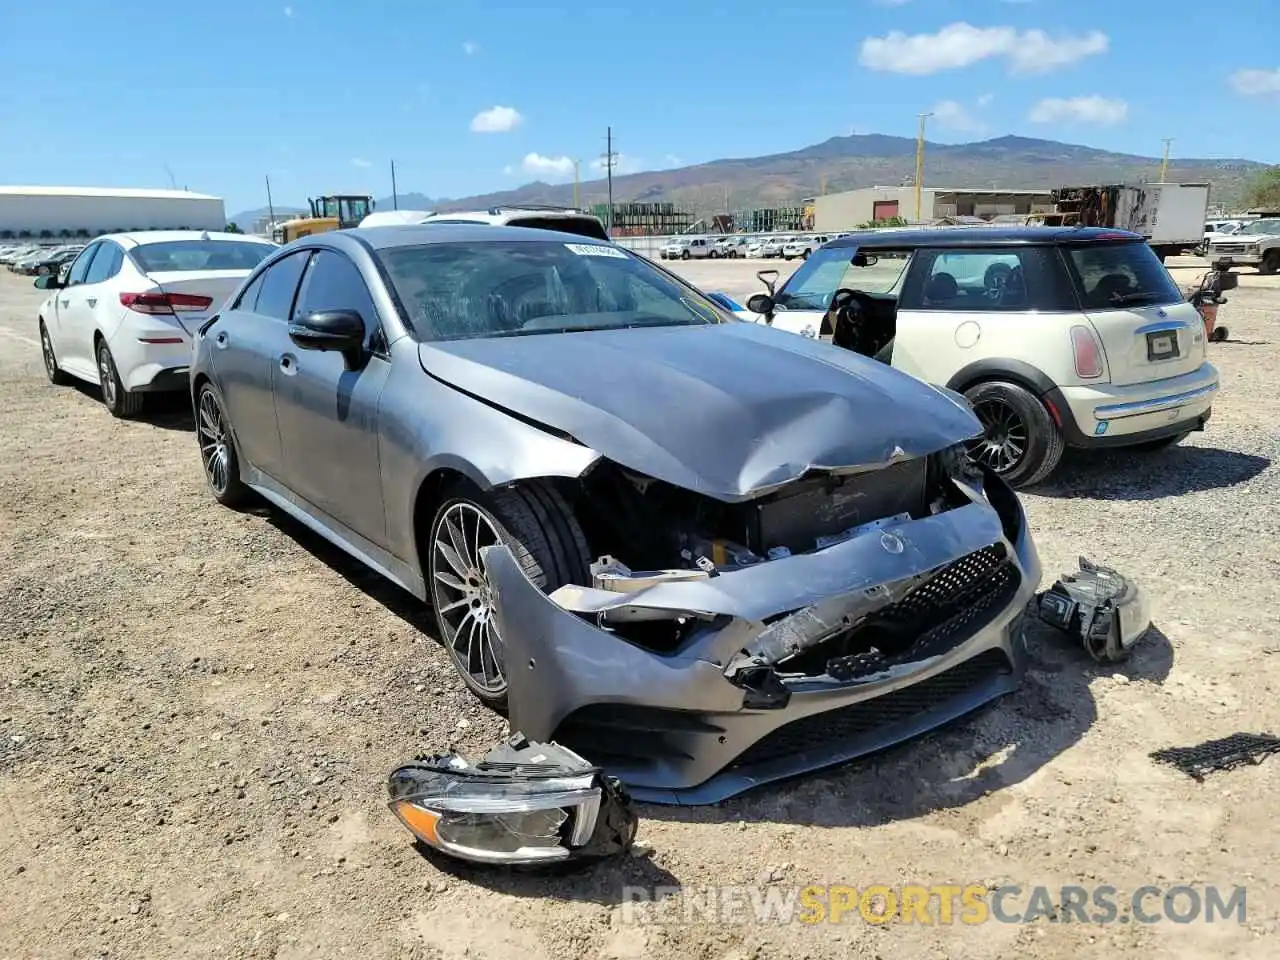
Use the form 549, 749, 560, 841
35, 231, 278, 417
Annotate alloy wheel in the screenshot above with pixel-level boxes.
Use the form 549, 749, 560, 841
97, 345, 117, 408
40, 326, 57, 380
966, 398, 1028, 473
430, 502, 506, 694
197, 390, 231, 496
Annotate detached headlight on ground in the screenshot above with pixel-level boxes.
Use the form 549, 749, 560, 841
387, 733, 637, 866
1036, 556, 1151, 663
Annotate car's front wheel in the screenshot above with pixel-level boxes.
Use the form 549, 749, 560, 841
96, 340, 144, 418
963, 380, 1064, 488
427, 480, 590, 708
681, 250, 691, 260
39, 320, 71, 385
195, 383, 251, 507
1261, 251, 1280, 276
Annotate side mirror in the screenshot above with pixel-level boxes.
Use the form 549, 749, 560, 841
34, 274, 63, 290
289, 310, 367, 367
746, 293, 775, 322
756, 269, 779, 296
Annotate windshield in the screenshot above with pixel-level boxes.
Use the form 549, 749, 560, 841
1064, 241, 1183, 310
379, 239, 731, 341
1240, 218, 1280, 236
776, 246, 912, 309
130, 240, 278, 273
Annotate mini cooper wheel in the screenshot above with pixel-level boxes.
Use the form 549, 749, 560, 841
195, 384, 251, 507
427, 480, 590, 709
39, 321, 71, 385
963, 380, 1064, 488
96, 340, 143, 418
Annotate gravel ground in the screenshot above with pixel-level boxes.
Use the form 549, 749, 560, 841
1, 260, 1278, 960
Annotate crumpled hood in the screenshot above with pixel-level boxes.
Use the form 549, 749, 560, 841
418, 322, 981, 500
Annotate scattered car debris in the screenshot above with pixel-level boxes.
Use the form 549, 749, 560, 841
1150, 733, 1280, 781
387, 732, 637, 867
1035, 557, 1150, 663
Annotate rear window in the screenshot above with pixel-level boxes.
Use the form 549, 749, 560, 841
1063, 241, 1182, 310
130, 240, 277, 273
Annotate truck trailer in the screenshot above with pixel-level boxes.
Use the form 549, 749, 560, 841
1034, 182, 1210, 262
0, 186, 225, 240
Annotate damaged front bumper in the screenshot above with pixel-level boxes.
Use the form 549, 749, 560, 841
483, 473, 1041, 805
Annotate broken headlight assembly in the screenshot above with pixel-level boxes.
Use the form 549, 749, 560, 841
387, 733, 637, 866
1036, 557, 1151, 663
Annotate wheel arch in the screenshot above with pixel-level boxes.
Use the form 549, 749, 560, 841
945, 358, 1057, 399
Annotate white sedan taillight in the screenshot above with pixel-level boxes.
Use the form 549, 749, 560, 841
119, 292, 214, 315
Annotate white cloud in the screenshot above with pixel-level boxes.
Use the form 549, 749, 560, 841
521, 153, 575, 180
462, 41, 478, 55
859, 22, 1108, 75
470, 106, 523, 133
931, 100, 987, 133
1028, 95, 1128, 125
663, 154, 683, 167
976, 92, 994, 107
1230, 68, 1280, 96
283, 5, 293, 17
351, 158, 372, 168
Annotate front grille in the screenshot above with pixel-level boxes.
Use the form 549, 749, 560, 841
730, 649, 1012, 769
1212, 244, 1249, 254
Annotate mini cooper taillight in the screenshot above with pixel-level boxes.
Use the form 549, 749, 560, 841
1070, 324, 1104, 379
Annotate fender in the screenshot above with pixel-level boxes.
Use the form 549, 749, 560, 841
945, 358, 1058, 399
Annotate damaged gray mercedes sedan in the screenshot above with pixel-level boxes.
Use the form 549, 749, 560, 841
191, 223, 1041, 805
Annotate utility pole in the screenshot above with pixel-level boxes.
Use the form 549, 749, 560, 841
573, 160, 580, 209
601, 126, 618, 234
390, 159, 399, 209
265, 175, 276, 228
1159, 138, 1174, 182
915, 112, 932, 221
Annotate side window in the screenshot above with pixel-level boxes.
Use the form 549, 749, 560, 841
66, 243, 100, 286
899, 247, 1074, 312
292, 250, 382, 344
253, 251, 311, 321
232, 271, 266, 312
86, 242, 123, 283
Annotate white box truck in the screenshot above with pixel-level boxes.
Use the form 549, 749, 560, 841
1035, 182, 1210, 262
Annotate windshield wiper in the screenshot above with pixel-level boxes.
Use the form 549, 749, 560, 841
1107, 292, 1160, 305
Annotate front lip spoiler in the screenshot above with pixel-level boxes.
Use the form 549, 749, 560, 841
1092, 380, 1218, 420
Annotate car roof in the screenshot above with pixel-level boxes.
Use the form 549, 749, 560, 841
343, 222, 618, 250
94, 230, 275, 249
824, 226, 1145, 248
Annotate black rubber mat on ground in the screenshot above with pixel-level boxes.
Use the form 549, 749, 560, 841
1150, 733, 1280, 780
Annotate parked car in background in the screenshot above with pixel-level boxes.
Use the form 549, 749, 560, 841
713, 236, 741, 258
1206, 217, 1280, 275
660, 237, 689, 260
745, 237, 768, 258
724, 226, 1219, 488
34, 231, 278, 417
761, 235, 793, 258
0, 245, 42, 265
685, 237, 718, 259
418, 206, 609, 241
19, 245, 84, 276
782, 235, 830, 261
189, 222, 1040, 803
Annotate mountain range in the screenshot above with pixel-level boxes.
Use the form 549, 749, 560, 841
230, 134, 1270, 229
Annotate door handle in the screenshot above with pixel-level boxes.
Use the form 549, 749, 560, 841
86, 297, 97, 308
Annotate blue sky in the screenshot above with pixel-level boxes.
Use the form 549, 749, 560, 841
2, 0, 1278, 214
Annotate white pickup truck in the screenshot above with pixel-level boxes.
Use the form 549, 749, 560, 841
1206, 216, 1280, 275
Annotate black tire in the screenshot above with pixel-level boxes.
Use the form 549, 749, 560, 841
1211, 325, 1229, 342
1130, 431, 1191, 452
96, 339, 143, 418
681, 249, 691, 260
194, 382, 252, 508
709, 250, 719, 259
427, 479, 590, 709
38, 320, 71, 386
1260, 251, 1280, 276
963, 380, 1064, 488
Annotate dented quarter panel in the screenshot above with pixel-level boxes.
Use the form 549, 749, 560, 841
419, 320, 982, 502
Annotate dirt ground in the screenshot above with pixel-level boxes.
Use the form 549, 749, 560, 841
1, 258, 1278, 960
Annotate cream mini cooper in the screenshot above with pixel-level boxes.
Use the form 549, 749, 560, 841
724, 226, 1219, 487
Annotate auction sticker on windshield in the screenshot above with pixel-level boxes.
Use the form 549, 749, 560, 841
565, 243, 628, 258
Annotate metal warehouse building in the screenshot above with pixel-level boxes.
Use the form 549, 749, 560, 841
0, 186, 226, 240
813, 186, 1054, 231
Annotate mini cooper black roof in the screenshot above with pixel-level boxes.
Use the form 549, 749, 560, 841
825, 226, 1146, 249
